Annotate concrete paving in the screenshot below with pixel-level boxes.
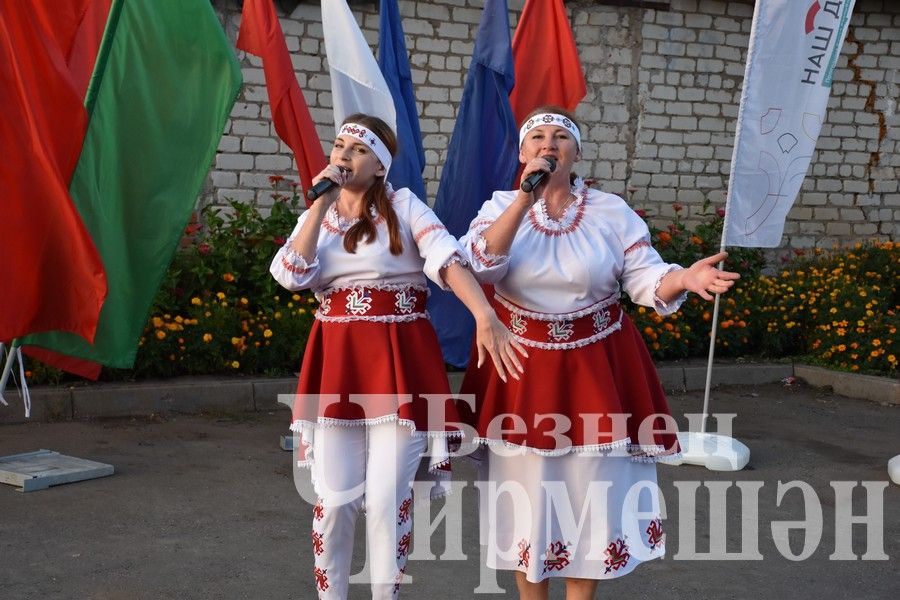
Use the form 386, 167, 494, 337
1, 382, 898, 599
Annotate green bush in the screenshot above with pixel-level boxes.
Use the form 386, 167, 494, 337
23, 192, 897, 383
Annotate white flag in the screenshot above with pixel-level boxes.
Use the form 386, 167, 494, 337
724, 0, 855, 247
321, 0, 396, 134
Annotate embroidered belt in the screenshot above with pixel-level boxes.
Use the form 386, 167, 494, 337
316, 286, 428, 322
492, 294, 623, 350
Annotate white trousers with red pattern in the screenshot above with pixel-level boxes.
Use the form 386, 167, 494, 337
309, 422, 427, 599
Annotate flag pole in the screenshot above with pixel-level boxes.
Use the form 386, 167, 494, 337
0, 339, 19, 404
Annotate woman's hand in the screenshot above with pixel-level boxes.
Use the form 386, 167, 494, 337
311, 165, 349, 206
474, 311, 529, 383
680, 252, 741, 301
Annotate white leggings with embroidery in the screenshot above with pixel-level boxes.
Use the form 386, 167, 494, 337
309, 422, 427, 599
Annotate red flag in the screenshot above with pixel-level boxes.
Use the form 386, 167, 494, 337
0, 1, 108, 344
237, 0, 327, 201
509, 0, 586, 122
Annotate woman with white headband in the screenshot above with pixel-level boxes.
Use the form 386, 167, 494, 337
270, 113, 526, 599
458, 106, 739, 599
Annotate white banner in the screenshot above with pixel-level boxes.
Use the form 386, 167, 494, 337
322, 0, 396, 134
724, 0, 856, 248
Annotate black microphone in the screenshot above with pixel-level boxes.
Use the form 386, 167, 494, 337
520, 157, 557, 193
306, 168, 347, 201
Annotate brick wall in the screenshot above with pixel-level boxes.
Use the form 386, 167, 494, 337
209, 0, 898, 250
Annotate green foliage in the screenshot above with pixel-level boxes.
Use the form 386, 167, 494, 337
24, 194, 897, 384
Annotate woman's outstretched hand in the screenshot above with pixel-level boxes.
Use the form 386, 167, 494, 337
681, 251, 741, 300
474, 312, 529, 383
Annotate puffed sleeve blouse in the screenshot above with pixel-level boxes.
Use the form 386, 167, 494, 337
270, 187, 463, 297
459, 179, 687, 316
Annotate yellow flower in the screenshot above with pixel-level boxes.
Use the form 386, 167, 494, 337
191, 297, 202, 306
263, 329, 273, 338
298, 308, 307, 314
231, 360, 240, 369
240, 297, 249, 305
292, 294, 301, 301
216, 292, 226, 300
155, 330, 166, 340
203, 333, 213, 343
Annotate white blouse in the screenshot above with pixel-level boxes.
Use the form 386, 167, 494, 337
459, 179, 686, 316
270, 187, 462, 297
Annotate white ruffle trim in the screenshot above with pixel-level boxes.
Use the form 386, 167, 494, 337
467, 436, 680, 463
315, 312, 429, 323
472, 233, 509, 267
493, 293, 620, 321
440, 253, 468, 271
468, 436, 631, 457
652, 265, 688, 316
320, 282, 429, 295
290, 416, 462, 439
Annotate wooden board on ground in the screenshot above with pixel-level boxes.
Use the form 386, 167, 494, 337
0, 449, 114, 492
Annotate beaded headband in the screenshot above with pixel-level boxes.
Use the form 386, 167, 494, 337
338, 123, 393, 175
518, 113, 581, 149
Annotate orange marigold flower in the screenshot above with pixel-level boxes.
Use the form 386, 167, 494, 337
155, 330, 166, 340
222, 273, 235, 282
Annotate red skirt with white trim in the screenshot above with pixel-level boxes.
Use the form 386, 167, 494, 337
458, 312, 680, 459
293, 317, 460, 436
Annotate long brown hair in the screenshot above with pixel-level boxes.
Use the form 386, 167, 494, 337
341, 114, 403, 255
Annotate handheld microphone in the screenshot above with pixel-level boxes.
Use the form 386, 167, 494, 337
306, 168, 348, 201
520, 157, 557, 193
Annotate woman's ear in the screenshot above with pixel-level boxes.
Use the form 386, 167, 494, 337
376, 163, 387, 177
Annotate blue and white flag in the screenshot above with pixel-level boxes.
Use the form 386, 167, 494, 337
724, 0, 856, 247
378, 0, 426, 200
428, 0, 519, 367
321, 0, 396, 134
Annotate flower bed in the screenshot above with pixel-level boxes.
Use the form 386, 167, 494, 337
24, 193, 897, 384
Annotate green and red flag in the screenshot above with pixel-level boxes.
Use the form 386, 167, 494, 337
1, 0, 241, 377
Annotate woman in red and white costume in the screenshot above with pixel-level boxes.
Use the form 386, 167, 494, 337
458, 106, 739, 600
270, 114, 526, 599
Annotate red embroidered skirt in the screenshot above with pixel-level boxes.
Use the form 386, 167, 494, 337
293, 317, 460, 436
459, 308, 680, 459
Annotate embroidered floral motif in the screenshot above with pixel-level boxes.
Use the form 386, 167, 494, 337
517, 539, 531, 569
413, 223, 446, 243
646, 519, 664, 550
318, 297, 331, 316
624, 240, 651, 254
604, 537, 631, 573
280, 255, 310, 275
396, 532, 412, 559
314, 567, 329, 591
322, 203, 384, 236
311, 530, 325, 556
394, 289, 416, 314
397, 497, 413, 525
392, 566, 406, 595
542, 540, 571, 573
313, 498, 325, 521
527, 182, 588, 237
547, 320, 574, 342
345, 289, 373, 315
593, 309, 611, 331
510, 313, 528, 336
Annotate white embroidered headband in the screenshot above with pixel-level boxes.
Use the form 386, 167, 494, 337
518, 113, 581, 149
338, 123, 393, 175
